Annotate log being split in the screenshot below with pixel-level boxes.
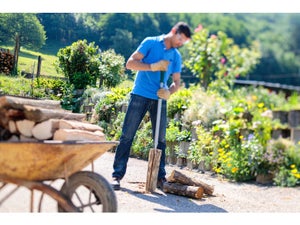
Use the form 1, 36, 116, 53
145, 148, 162, 192
168, 170, 214, 195
163, 182, 204, 199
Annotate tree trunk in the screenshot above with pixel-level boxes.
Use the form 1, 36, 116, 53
168, 170, 214, 195
13, 33, 20, 75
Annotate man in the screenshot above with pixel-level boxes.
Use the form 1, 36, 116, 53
112, 22, 191, 190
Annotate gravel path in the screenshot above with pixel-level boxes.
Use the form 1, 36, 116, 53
95, 152, 300, 213
1, 151, 300, 224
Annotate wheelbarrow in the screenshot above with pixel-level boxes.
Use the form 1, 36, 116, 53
0, 140, 118, 212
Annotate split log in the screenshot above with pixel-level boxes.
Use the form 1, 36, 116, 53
145, 148, 162, 192
163, 182, 204, 199
8, 120, 17, 133
168, 170, 214, 195
53, 129, 106, 141
59, 119, 103, 132
0, 95, 61, 110
15, 119, 35, 137
32, 119, 60, 140
23, 105, 85, 122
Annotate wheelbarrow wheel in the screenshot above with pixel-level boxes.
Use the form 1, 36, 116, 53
58, 171, 117, 212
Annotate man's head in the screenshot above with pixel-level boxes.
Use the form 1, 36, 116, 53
170, 22, 192, 48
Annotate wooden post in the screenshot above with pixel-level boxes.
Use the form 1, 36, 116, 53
37, 55, 42, 78
145, 148, 162, 192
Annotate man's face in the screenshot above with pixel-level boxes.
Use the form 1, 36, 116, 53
172, 32, 190, 48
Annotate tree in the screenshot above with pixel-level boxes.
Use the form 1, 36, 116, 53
0, 13, 46, 75
184, 24, 261, 90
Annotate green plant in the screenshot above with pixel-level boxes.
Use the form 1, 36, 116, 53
273, 165, 300, 187
56, 39, 100, 89
176, 129, 192, 142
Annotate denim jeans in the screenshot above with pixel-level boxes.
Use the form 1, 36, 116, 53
112, 94, 167, 180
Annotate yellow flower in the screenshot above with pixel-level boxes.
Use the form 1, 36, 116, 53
290, 164, 296, 169
258, 102, 264, 108
239, 135, 244, 140
291, 169, 298, 174
225, 144, 230, 148
231, 167, 238, 173
252, 95, 257, 101
293, 173, 300, 179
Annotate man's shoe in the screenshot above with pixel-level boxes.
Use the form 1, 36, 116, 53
112, 177, 121, 190
157, 177, 167, 190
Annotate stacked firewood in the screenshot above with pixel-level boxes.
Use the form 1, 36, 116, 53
0, 49, 14, 75
163, 170, 214, 199
0, 95, 105, 142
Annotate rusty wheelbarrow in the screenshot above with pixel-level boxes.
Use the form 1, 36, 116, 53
0, 140, 118, 212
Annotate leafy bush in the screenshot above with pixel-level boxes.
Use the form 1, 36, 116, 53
56, 39, 100, 89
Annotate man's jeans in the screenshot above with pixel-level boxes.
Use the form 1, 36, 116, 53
112, 94, 167, 180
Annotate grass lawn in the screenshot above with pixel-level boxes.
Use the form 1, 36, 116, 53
1, 43, 64, 77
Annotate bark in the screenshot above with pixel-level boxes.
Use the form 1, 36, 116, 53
168, 170, 214, 195
163, 182, 204, 199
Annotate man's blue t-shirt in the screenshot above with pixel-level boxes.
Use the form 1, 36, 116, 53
131, 35, 182, 100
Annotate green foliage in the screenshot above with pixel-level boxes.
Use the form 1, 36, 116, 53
167, 87, 192, 119
98, 49, 126, 88
0, 13, 46, 50
184, 25, 261, 89
131, 120, 153, 159
56, 39, 100, 89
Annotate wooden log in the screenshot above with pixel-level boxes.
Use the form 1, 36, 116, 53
168, 170, 214, 195
59, 119, 103, 132
23, 105, 86, 122
163, 182, 204, 199
32, 119, 60, 140
15, 119, 35, 137
8, 120, 17, 133
53, 128, 106, 141
145, 148, 162, 192
0, 95, 61, 110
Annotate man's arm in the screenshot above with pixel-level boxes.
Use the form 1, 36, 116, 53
126, 51, 169, 72
126, 51, 151, 71
169, 72, 181, 95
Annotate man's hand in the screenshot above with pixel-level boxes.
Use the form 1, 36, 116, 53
150, 60, 169, 71
157, 88, 170, 100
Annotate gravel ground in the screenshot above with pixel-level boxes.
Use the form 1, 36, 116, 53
1, 151, 300, 224
95, 152, 300, 213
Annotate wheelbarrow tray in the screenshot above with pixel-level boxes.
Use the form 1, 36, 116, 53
0, 140, 118, 181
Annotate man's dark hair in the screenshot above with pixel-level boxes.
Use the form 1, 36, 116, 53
174, 22, 192, 38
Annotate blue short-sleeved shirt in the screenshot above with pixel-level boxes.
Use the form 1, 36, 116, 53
131, 35, 182, 100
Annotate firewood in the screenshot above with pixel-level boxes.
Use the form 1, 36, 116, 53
0, 95, 61, 110
8, 120, 17, 133
15, 119, 35, 137
145, 148, 162, 192
168, 170, 214, 195
23, 105, 85, 122
163, 182, 204, 199
32, 119, 60, 140
53, 129, 106, 141
59, 119, 103, 132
